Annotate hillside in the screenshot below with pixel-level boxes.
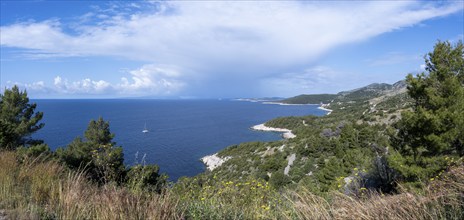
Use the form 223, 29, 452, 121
280, 80, 407, 104
279, 94, 337, 104
202, 80, 413, 192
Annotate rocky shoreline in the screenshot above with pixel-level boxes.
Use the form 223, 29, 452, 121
317, 105, 333, 115
251, 123, 296, 139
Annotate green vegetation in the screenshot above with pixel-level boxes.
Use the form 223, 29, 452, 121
0, 41, 462, 219
281, 94, 337, 104
390, 40, 464, 186
56, 117, 125, 183
0, 85, 44, 150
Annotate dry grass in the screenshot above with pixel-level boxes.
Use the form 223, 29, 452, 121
1, 150, 462, 219
56, 174, 181, 219
0, 151, 183, 219
286, 166, 464, 220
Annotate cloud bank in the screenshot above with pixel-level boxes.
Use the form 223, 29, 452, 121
4, 64, 184, 97
1, 1, 462, 97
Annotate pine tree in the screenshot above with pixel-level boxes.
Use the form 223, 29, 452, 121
0, 85, 44, 149
396, 41, 463, 158
57, 117, 124, 183
391, 41, 464, 182
85, 117, 115, 145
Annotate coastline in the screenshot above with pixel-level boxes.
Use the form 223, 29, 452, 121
251, 123, 296, 139
200, 102, 327, 171
318, 105, 333, 115
200, 123, 296, 171
262, 101, 318, 106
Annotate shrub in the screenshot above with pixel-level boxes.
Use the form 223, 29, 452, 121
126, 164, 168, 193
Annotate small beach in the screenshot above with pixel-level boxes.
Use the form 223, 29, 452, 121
251, 123, 296, 139
318, 106, 333, 115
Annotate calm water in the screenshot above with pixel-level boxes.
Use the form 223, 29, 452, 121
32, 99, 325, 181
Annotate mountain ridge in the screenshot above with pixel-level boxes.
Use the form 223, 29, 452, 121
281, 80, 407, 104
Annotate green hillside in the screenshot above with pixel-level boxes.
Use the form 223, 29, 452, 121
205, 82, 412, 192
280, 94, 337, 104
281, 81, 406, 104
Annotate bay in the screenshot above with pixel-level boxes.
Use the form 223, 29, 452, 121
32, 99, 325, 181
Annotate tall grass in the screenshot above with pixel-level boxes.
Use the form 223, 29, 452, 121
286, 166, 464, 220
0, 151, 182, 219
1, 150, 462, 219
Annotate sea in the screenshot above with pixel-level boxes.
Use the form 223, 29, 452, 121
32, 99, 325, 181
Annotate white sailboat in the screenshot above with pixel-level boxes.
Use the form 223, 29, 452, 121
142, 123, 149, 133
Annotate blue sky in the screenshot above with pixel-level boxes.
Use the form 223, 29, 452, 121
1, 0, 463, 99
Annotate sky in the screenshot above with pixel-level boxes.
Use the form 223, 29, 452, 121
0, 0, 463, 99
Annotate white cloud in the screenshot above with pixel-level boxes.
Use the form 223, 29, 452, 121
116, 64, 185, 95
10, 64, 186, 97
53, 76, 113, 94
1, 1, 461, 70
1, 1, 462, 97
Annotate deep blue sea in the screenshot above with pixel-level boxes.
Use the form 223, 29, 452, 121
32, 99, 325, 181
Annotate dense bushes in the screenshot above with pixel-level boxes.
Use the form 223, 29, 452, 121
126, 164, 168, 193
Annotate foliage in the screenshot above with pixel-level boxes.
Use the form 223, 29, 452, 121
173, 175, 290, 219
16, 143, 52, 162
126, 164, 168, 193
85, 117, 115, 146
265, 116, 317, 130
281, 94, 337, 104
0, 85, 44, 149
56, 117, 125, 183
269, 171, 291, 188
392, 41, 464, 183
